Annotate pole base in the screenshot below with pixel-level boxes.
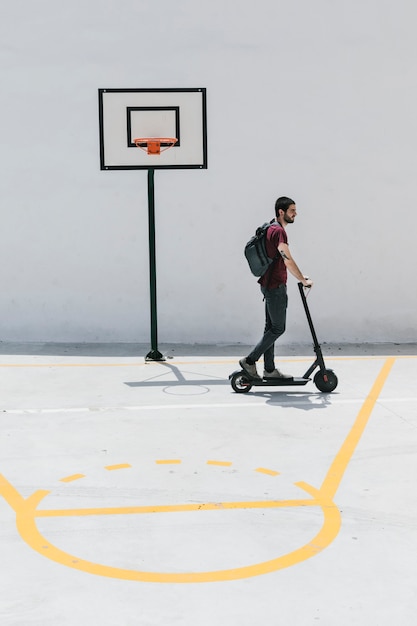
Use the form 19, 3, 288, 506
145, 349, 166, 362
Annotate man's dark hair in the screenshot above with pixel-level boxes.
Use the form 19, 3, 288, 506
275, 196, 295, 217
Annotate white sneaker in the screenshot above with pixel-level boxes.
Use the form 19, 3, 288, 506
239, 358, 261, 379
263, 368, 292, 379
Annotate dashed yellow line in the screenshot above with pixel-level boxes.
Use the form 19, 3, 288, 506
155, 459, 181, 465
207, 460, 232, 467
59, 474, 85, 483
256, 467, 280, 476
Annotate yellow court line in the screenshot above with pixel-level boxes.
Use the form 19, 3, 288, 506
0, 354, 415, 368
256, 468, 280, 476
105, 464, 132, 471
0, 362, 148, 368
155, 459, 181, 465
207, 460, 232, 467
59, 474, 86, 483
33, 498, 317, 518
319, 357, 395, 501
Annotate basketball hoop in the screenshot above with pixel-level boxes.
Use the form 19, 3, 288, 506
134, 137, 178, 155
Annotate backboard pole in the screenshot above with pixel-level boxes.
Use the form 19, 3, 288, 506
145, 168, 165, 361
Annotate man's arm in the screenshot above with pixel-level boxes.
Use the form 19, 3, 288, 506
278, 242, 313, 287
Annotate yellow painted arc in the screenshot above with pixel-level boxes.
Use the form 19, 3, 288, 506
14, 482, 340, 583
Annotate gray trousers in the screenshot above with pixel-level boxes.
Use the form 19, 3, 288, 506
247, 284, 288, 372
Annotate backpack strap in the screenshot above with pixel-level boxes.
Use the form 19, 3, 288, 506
263, 219, 281, 290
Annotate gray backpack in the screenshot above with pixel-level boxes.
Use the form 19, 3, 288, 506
244, 221, 278, 277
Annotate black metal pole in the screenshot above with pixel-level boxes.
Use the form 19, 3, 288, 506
145, 168, 165, 361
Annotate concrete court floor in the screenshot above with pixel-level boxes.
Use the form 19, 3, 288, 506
0, 342, 416, 626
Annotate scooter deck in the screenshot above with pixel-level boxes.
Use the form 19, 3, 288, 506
229, 370, 310, 387
251, 376, 310, 387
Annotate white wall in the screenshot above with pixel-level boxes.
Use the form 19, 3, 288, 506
1, 0, 416, 345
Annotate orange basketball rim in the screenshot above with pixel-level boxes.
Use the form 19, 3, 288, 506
134, 137, 178, 155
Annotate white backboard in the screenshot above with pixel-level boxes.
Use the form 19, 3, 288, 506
98, 88, 207, 170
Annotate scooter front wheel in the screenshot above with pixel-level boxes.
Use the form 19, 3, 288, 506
230, 371, 253, 393
314, 369, 338, 392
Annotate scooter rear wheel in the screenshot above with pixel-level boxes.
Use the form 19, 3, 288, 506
314, 369, 338, 392
230, 371, 252, 393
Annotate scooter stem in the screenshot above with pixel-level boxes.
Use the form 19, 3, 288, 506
298, 282, 327, 375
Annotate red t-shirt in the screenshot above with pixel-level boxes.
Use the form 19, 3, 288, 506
258, 223, 288, 288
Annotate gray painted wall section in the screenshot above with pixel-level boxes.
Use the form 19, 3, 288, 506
1, 1, 416, 344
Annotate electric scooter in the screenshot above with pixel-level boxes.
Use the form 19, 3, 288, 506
229, 283, 338, 393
